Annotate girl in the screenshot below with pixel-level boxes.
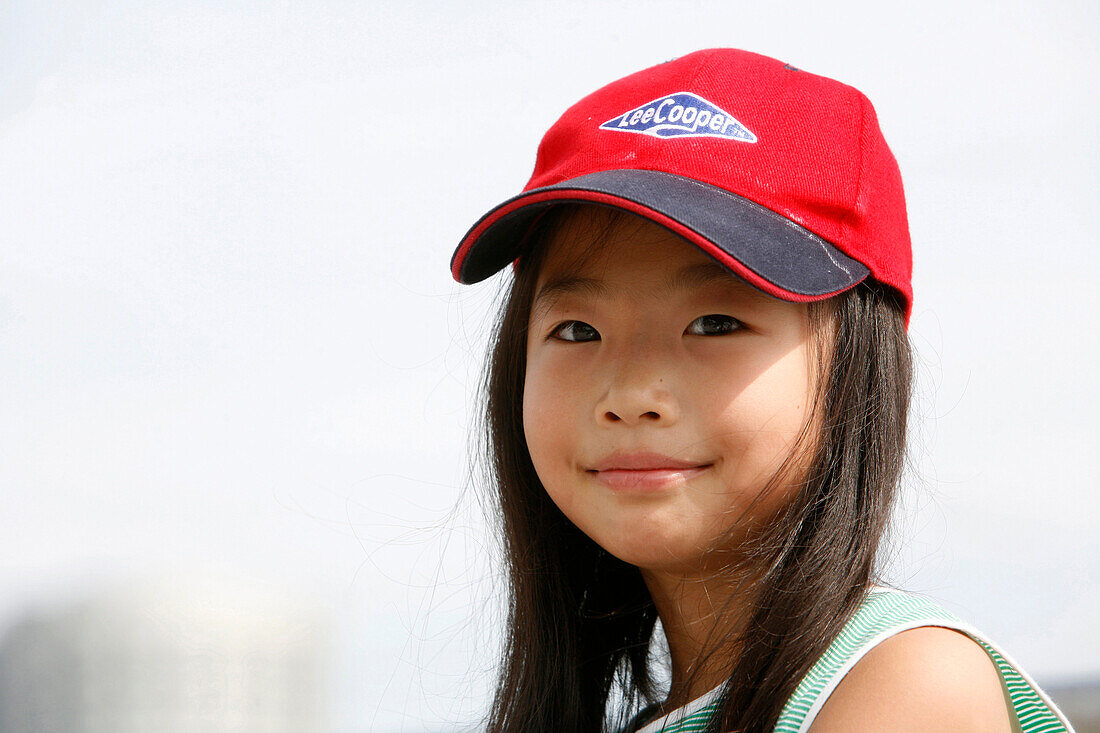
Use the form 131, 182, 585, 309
448, 49, 1074, 733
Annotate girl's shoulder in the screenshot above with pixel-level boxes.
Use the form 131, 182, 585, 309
633, 587, 1075, 733
776, 586, 1073, 732
806, 623, 1017, 731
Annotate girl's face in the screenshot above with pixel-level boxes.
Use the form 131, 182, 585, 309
523, 207, 820, 574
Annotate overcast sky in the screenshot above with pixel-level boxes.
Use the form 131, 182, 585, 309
1, 1, 1097, 730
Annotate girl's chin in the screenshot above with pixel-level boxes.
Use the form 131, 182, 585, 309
595, 535, 715, 573
587, 519, 761, 575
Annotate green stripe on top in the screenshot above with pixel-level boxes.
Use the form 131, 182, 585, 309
639, 707, 715, 733
634, 587, 1073, 733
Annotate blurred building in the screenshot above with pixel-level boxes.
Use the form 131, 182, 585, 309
0, 572, 331, 733
1046, 679, 1100, 733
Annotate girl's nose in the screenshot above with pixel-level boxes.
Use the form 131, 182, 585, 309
595, 351, 681, 427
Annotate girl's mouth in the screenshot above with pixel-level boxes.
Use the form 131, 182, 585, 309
587, 451, 713, 491
589, 465, 711, 492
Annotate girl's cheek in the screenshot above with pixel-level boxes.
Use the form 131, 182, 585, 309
522, 361, 558, 457
524, 353, 587, 483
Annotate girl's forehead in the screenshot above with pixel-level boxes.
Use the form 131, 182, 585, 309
538, 206, 713, 278
533, 233, 784, 320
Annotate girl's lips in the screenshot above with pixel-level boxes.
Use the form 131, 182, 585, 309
587, 451, 712, 491
589, 466, 711, 491
588, 450, 710, 472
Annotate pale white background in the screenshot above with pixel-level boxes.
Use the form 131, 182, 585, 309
1, 1, 1097, 730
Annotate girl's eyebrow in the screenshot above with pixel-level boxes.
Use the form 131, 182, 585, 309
533, 275, 606, 311
532, 260, 754, 315
664, 260, 751, 296
531, 275, 606, 321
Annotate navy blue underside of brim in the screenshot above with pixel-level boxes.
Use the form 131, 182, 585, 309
455, 169, 869, 296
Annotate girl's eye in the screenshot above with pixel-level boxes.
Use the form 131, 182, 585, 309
550, 320, 600, 342
685, 314, 743, 336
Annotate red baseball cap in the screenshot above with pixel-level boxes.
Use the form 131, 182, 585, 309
450, 48, 913, 323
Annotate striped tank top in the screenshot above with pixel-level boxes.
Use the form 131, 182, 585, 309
631, 586, 1074, 733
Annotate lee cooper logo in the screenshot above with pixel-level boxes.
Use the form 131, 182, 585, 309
600, 92, 757, 142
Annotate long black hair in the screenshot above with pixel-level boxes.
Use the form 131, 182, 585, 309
476, 204, 913, 732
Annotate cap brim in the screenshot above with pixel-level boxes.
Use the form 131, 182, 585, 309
450, 169, 869, 302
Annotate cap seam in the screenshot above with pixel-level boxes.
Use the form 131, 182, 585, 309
654, 49, 718, 172
840, 90, 868, 245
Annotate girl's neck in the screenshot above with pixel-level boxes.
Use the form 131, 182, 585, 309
641, 566, 759, 709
